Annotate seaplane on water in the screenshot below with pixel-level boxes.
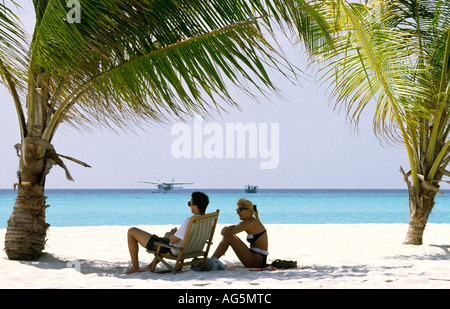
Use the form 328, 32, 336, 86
137, 179, 194, 193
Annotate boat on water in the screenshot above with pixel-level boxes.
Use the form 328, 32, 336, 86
245, 185, 258, 193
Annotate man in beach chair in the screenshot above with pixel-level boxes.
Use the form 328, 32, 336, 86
125, 191, 210, 274
147, 209, 220, 273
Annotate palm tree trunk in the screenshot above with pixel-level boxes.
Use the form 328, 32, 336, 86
402, 185, 437, 245
4, 141, 50, 260
5, 184, 49, 260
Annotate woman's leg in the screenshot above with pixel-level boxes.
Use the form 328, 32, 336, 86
212, 235, 263, 268
126, 227, 152, 274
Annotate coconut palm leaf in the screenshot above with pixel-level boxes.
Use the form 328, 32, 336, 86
318, 2, 430, 134
280, 1, 444, 189
389, 1, 450, 184
274, 0, 450, 244
0, 1, 27, 138
0, 1, 26, 83
24, 0, 299, 143
387, 0, 450, 165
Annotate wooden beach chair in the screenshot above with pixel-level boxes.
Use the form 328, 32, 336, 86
147, 210, 220, 273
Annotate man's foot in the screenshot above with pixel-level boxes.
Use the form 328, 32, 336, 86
140, 265, 153, 272
124, 267, 140, 275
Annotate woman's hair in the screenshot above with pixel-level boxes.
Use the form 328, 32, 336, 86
236, 198, 259, 219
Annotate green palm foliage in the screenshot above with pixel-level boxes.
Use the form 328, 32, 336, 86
281, 0, 450, 244
29, 0, 287, 139
0, 1, 27, 134
2, 0, 311, 260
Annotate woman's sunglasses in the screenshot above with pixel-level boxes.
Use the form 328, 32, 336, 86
236, 207, 249, 213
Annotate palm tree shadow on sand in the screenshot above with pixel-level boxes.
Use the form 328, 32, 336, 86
15, 251, 447, 286
17, 253, 129, 277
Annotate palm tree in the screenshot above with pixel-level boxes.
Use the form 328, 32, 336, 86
1, 0, 309, 260
280, 0, 450, 245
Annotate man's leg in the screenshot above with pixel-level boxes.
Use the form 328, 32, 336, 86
126, 227, 152, 274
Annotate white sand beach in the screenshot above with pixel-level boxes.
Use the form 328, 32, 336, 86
1, 223, 449, 289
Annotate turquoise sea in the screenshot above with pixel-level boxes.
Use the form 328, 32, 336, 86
1, 189, 450, 228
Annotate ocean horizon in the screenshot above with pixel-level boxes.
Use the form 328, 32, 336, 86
1, 188, 450, 227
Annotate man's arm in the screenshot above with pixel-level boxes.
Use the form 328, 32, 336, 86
169, 235, 180, 244
171, 217, 191, 244
164, 228, 180, 244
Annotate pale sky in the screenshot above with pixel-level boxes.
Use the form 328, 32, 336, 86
0, 1, 425, 190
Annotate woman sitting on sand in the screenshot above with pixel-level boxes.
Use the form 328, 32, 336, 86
212, 198, 268, 268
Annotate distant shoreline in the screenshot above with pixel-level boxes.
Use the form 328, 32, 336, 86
0, 188, 419, 192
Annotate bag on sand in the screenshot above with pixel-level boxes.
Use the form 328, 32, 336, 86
270, 259, 297, 269
191, 257, 227, 271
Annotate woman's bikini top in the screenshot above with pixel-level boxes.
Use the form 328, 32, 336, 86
246, 230, 266, 244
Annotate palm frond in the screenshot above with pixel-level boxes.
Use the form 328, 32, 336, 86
305, 1, 430, 142
0, 1, 28, 138
273, 0, 450, 192
25, 0, 295, 140
0, 1, 27, 84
